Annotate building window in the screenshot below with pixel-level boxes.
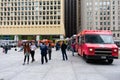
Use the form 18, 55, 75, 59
113, 1, 115, 4
113, 27, 115, 30
28, 22, 30, 25
39, 21, 41, 25
107, 17, 110, 20
11, 22, 13, 25
36, 22, 38, 25
32, 22, 34, 25
104, 22, 106, 25
96, 22, 98, 25
39, 1, 42, 5
113, 34, 115, 37
58, 21, 60, 24
117, 34, 119, 37
50, 16, 53, 19
43, 22, 45, 25
104, 17, 106, 20
0, 22, 2, 25
47, 21, 49, 24
113, 21, 115, 25
50, 21, 53, 24
113, 11, 115, 15
25, 22, 27, 25
58, 1, 60, 4
43, 16, 45, 20
54, 21, 56, 24
58, 16, 60, 19
113, 16, 115, 20
7, 22, 9, 25
14, 22, 16, 25
18, 22, 20, 25
104, 27, 106, 30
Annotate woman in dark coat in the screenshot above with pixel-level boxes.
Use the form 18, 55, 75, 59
23, 42, 31, 65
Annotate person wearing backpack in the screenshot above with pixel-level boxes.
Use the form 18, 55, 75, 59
48, 43, 52, 60
40, 42, 48, 64
61, 41, 68, 61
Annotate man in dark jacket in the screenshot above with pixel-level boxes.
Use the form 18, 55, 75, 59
4, 44, 9, 54
61, 41, 68, 61
40, 43, 48, 64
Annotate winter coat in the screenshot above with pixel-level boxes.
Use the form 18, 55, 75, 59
40, 44, 48, 55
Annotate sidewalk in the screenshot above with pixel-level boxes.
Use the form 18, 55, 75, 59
0, 48, 120, 80
0, 48, 79, 80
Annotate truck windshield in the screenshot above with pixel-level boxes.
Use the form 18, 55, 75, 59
85, 34, 114, 44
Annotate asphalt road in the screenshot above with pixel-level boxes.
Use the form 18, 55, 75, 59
0, 48, 120, 80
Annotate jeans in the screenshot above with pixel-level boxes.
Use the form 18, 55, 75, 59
30, 51, 35, 62
48, 50, 52, 60
62, 51, 68, 60
24, 53, 30, 63
41, 53, 48, 64
71, 48, 74, 56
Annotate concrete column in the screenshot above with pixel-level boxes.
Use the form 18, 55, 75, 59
60, 35, 64, 40
14, 35, 19, 41
36, 35, 40, 41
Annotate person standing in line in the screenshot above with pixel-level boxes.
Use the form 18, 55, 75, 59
4, 44, 9, 54
67, 42, 71, 51
48, 43, 52, 60
61, 41, 68, 61
40, 42, 48, 64
23, 42, 31, 65
30, 42, 37, 63
71, 42, 75, 56
56, 42, 60, 51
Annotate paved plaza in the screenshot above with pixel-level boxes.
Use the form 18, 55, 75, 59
0, 48, 120, 80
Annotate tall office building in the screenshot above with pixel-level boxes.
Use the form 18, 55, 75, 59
64, 0, 77, 37
0, 0, 65, 40
77, 0, 120, 40
112, 0, 120, 40
76, 0, 81, 33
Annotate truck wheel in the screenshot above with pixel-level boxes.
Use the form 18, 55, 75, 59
83, 54, 90, 63
107, 59, 113, 64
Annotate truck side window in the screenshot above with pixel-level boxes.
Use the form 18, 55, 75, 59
78, 36, 81, 44
81, 36, 85, 43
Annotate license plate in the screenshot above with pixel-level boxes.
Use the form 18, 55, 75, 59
101, 56, 106, 59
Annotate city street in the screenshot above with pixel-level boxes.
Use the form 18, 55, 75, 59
0, 48, 120, 80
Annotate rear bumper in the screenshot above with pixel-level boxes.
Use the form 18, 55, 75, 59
86, 55, 118, 59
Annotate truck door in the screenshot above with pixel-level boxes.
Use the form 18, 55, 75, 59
80, 36, 85, 56
78, 36, 82, 55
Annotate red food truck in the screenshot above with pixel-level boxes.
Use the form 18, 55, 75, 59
75, 30, 118, 64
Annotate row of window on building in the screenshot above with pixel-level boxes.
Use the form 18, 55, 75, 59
87, 21, 116, 26
0, 16, 61, 21
87, 1, 110, 6
1, 6, 61, 11
87, 26, 120, 31
1, 1, 61, 6
0, 21, 61, 25
113, 33, 120, 37
87, 11, 112, 15
0, 11, 61, 16
86, 1, 118, 6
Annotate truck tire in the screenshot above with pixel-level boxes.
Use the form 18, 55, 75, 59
83, 54, 90, 63
107, 59, 113, 64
